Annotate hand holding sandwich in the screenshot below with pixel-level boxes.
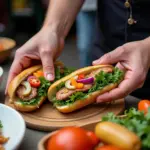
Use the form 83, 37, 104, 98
6, 0, 83, 93
6, 26, 64, 92
93, 38, 150, 103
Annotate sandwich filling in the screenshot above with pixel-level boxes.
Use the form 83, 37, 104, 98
15, 64, 75, 106
52, 67, 124, 106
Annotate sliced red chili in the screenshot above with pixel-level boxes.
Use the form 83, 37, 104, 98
29, 78, 41, 88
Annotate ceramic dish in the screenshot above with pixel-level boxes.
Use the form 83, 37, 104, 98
0, 104, 25, 150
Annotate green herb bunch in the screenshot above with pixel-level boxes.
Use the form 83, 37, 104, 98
102, 108, 150, 150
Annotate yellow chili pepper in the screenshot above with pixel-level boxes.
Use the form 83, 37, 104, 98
76, 83, 84, 89
71, 78, 84, 89
33, 70, 44, 78
71, 78, 78, 87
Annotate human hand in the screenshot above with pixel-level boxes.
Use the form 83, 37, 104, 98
93, 39, 150, 103
6, 26, 64, 93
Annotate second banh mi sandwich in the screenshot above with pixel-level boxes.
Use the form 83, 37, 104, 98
8, 61, 75, 112
48, 65, 124, 113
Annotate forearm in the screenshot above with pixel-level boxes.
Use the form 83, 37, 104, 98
43, 0, 84, 38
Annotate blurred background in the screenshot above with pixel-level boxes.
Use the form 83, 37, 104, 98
0, 0, 81, 67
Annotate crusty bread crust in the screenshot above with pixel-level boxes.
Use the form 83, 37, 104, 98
47, 65, 120, 113
56, 83, 117, 113
13, 96, 46, 112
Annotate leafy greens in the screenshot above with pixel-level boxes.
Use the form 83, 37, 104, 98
102, 108, 150, 150
19, 66, 75, 105
19, 77, 51, 105
53, 67, 124, 106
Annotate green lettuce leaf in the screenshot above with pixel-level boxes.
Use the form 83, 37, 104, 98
52, 92, 87, 106
53, 67, 124, 106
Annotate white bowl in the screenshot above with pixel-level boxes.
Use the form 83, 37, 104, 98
0, 66, 3, 84
0, 104, 26, 150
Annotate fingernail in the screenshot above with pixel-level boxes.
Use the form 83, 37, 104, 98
93, 60, 99, 64
46, 74, 54, 81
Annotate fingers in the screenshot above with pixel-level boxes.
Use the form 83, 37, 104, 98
40, 48, 55, 81
96, 70, 144, 103
5, 59, 23, 94
93, 46, 125, 65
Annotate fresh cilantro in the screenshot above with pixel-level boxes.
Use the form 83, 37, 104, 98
102, 108, 150, 149
56, 82, 65, 91
0, 121, 3, 128
53, 68, 124, 106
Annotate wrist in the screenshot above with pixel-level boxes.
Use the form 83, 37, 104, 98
42, 20, 67, 40
141, 37, 150, 64
141, 36, 150, 48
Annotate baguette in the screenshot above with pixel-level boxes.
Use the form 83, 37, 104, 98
48, 65, 124, 113
8, 65, 45, 112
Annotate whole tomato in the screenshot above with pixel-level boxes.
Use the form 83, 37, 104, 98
138, 100, 150, 114
96, 145, 122, 150
86, 131, 100, 147
47, 127, 93, 150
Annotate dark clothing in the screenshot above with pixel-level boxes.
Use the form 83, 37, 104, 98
93, 0, 150, 99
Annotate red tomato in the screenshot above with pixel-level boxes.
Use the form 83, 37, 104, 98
47, 127, 93, 150
78, 74, 85, 80
96, 145, 122, 150
29, 78, 41, 87
138, 100, 150, 114
86, 131, 100, 147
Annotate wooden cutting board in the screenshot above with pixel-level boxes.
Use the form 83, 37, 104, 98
5, 97, 124, 131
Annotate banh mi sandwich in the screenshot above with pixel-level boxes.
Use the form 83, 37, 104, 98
8, 61, 75, 112
48, 65, 124, 113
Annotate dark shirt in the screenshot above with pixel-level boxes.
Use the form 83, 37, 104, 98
93, 0, 150, 98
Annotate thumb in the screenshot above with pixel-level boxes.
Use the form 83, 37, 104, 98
41, 52, 55, 81
93, 46, 124, 65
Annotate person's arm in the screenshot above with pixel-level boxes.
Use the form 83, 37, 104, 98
6, 0, 84, 93
93, 37, 150, 102
43, 0, 84, 38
